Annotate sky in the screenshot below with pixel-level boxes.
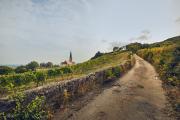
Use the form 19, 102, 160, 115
0, 0, 180, 65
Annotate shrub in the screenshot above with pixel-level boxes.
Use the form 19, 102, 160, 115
0, 76, 8, 86
24, 73, 36, 84
47, 69, 57, 78
112, 66, 121, 77
144, 51, 154, 63
60, 67, 73, 74
13, 74, 26, 86
0, 93, 48, 120
105, 69, 115, 79
55, 69, 63, 76
0, 76, 9, 95
35, 72, 47, 86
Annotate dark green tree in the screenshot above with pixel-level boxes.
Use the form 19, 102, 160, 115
26, 61, 39, 71
46, 62, 53, 68
126, 42, 142, 53
40, 63, 46, 68
91, 51, 104, 60
113, 47, 119, 52
15, 65, 28, 73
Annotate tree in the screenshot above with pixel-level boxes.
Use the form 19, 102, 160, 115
126, 42, 142, 53
47, 69, 56, 77
0, 66, 14, 75
15, 65, 28, 73
113, 47, 119, 52
91, 51, 104, 60
26, 61, 39, 71
40, 63, 46, 68
35, 72, 46, 86
46, 62, 53, 68
40, 62, 53, 68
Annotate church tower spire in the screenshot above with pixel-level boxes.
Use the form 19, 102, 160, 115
69, 51, 72, 62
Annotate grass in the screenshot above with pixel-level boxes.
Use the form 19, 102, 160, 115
72, 51, 130, 74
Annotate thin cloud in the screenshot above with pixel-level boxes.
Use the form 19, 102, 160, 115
175, 17, 180, 23
110, 41, 128, 49
137, 34, 149, 40
101, 39, 107, 43
0, 43, 4, 47
136, 30, 151, 41
129, 30, 151, 43
142, 30, 150, 35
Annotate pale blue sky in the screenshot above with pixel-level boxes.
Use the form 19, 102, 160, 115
0, 0, 180, 64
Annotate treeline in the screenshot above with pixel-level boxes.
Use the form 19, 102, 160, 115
0, 61, 60, 75
0, 61, 39, 75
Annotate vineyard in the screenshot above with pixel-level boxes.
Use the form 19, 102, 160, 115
137, 36, 180, 116
0, 51, 130, 97
137, 37, 180, 86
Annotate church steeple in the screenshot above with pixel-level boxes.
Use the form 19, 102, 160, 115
69, 51, 72, 62
61, 51, 75, 66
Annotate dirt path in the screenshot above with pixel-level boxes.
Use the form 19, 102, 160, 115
54, 55, 173, 120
